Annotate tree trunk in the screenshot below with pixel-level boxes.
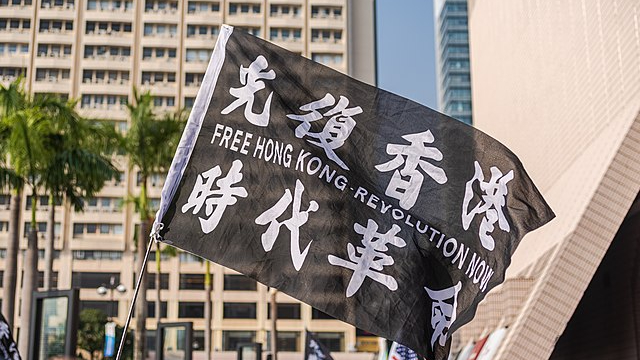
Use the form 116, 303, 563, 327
134, 219, 150, 360
155, 242, 161, 326
18, 228, 38, 357
204, 261, 212, 360
270, 289, 278, 360
43, 195, 55, 291
2, 190, 21, 329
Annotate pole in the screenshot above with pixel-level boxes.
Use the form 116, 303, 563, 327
270, 288, 278, 360
115, 236, 154, 360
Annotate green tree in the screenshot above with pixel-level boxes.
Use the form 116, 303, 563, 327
6, 103, 54, 356
0, 78, 27, 329
77, 308, 108, 360
40, 97, 118, 290
115, 88, 185, 360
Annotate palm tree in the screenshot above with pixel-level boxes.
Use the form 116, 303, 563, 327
153, 242, 176, 326
0, 79, 28, 329
117, 88, 184, 360
40, 97, 118, 290
3, 105, 54, 356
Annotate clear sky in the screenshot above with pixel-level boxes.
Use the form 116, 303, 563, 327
375, 0, 438, 110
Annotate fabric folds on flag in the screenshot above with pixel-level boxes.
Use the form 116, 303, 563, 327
153, 24, 555, 360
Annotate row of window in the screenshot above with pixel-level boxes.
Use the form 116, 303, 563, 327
144, 0, 177, 13
39, 19, 73, 33
83, 45, 130, 59
0, 43, 28, 56
37, 43, 71, 58
185, 48, 210, 62
142, 71, 175, 85
187, 1, 219, 14
143, 47, 176, 60
86, 0, 132, 11
143, 23, 178, 37
42, 0, 73, 9
311, 29, 342, 43
311, 6, 342, 19
186, 24, 219, 38
82, 69, 129, 85
35, 68, 70, 82
0, 0, 32, 6
80, 94, 127, 110
72, 272, 257, 291
269, 28, 302, 42
269, 4, 300, 18
72, 222, 124, 236
229, 3, 260, 15
86, 21, 132, 35
0, 18, 30, 32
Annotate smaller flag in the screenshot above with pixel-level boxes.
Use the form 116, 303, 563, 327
104, 321, 116, 357
305, 331, 335, 360
0, 313, 20, 360
389, 342, 419, 360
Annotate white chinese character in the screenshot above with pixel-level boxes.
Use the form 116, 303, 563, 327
328, 219, 406, 297
462, 161, 514, 251
221, 55, 276, 127
181, 159, 248, 234
425, 281, 462, 349
287, 93, 362, 170
255, 179, 319, 271
375, 130, 448, 210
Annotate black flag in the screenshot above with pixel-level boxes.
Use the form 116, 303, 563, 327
0, 313, 20, 360
154, 25, 554, 359
304, 331, 335, 360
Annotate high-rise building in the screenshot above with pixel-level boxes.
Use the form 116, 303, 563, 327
455, 1, 640, 359
433, 0, 472, 125
0, 0, 376, 355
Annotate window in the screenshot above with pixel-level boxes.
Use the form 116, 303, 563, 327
148, 301, 168, 318
312, 307, 335, 320
315, 332, 344, 352
80, 300, 118, 317
223, 302, 256, 319
147, 273, 169, 290
72, 272, 120, 288
266, 331, 300, 352
179, 252, 201, 263
224, 274, 256, 290
178, 302, 204, 318
185, 97, 195, 108
267, 303, 300, 319
179, 274, 205, 290
73, 250, 123, 260
222, 331, 255, 351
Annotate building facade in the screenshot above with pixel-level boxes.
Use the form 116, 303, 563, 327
0, 0, 376, 355
453, 0, 640, 359
433, 0, 472, 125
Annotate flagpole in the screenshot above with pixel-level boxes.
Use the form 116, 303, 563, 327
270, 288, 278, 360
115, 236, 155, 360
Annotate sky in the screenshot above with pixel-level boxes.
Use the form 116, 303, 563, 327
375, 0, 438, 110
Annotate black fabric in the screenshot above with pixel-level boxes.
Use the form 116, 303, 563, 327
0, 313, 20, 360
160, 28, 555, 359
304, 331, 335, 360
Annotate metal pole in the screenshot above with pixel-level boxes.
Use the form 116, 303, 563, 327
270, 289, 278, 360
115, 236, 155, 360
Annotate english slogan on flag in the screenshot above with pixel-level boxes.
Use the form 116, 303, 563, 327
153, 25, 555, 359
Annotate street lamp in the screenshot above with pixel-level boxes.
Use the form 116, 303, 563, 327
97, 275, 126, 321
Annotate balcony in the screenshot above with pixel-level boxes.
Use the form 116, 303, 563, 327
1, 5, 33, 18
82, 55, 132, 71
84, 8, 134, 22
